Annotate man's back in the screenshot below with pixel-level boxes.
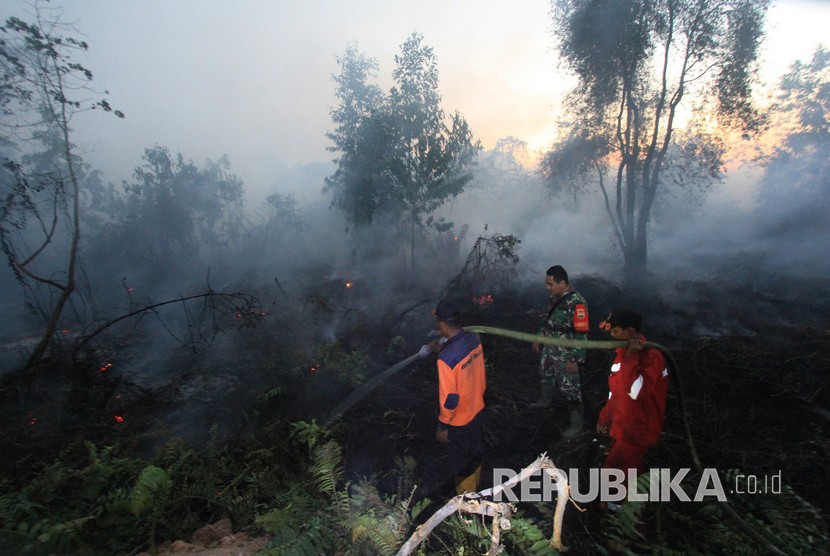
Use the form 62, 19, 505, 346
437, 331, 486, 427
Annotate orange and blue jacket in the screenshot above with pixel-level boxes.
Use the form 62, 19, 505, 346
437, 331, 486, 428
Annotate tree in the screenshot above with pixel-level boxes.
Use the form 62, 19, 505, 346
755, 47, 829, 239
389, 33, 481, 266
542, 0, 768, 274
0, 5, 123, 370
324, 44, 392, 226
325, 34, 481, 267
91, 146, 245, 275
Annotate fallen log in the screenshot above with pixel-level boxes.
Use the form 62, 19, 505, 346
396, 454, 570, 555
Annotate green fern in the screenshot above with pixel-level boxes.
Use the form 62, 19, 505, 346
433, 513, 491, 553
129, 465, 172, 516
501, 514, 560, 555
256, 508, 333, 555
394, 455, 418, 502
311, 440, 350, 518
387, 335, 404, 355
34, 515, 95, 553
351, 510, 400, 555
290, 419, 331, 451
258, 386, 286, 402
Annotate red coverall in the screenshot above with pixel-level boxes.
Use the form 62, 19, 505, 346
597, 339, 668, 484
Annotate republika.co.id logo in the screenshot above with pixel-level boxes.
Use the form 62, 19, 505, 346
492, 467, 782, 503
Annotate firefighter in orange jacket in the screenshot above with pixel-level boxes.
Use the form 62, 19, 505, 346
428, 299, 486, 494
597, 308, 668, 494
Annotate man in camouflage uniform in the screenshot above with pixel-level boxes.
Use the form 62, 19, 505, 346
530, 265, 589, 438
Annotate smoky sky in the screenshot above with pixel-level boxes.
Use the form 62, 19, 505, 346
0, 0, 826, 200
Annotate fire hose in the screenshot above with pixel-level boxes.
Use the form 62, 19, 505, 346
325, 325, 786, 556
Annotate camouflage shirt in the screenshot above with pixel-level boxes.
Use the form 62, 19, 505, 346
538, 288, 589, 363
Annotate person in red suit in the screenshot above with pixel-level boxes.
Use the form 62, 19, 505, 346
597, 308, 668, 501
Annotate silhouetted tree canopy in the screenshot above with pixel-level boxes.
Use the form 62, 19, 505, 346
756, 46, 830, 236
325, 34, 481, 266
542, 0, 769, 274
91, 146, 244, 273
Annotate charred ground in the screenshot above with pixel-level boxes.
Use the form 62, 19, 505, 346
333, 271, 829, 551
1, 261, 829, 554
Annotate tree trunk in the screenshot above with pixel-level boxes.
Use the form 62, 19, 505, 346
622, 235, 648, 277
24, 66, 81, 372
410, 215, 416, 269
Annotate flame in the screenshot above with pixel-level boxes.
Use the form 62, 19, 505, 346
345, 281, 353, 289
114, 415, 125, 423
309, 363, 320, 373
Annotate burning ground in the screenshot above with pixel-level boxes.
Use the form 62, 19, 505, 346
1, 254, 829, 554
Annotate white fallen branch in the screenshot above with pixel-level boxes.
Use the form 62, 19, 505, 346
396, 454, 570, 555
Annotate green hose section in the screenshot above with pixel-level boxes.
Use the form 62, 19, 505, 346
463, 324, 786, 555
464, 325, 631, 350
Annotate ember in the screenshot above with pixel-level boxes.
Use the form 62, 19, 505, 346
99, 362, 113, 373
114, 415, 124, 423
309, 363, 320, 373
473, 294, 495, 305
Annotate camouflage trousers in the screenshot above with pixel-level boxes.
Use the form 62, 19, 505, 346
539, 353, 582, 402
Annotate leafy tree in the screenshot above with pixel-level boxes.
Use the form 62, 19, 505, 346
325, 34, 481, 267
324, 44, 391, 226
237, 190, 309, 269
541, 0, 769, 274
388, 33, 481, 266
0, 5, 123, 370
92, 146, 244, 274
756, 47, 829, 238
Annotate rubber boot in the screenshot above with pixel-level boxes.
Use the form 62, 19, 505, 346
454, 462, 483, 495
528, 383, 556, 408
455, 470, 478, 495
561, 402, 584, 439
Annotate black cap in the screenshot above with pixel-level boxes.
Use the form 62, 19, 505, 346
435, 299, 462, 323
603, 308, 642, 331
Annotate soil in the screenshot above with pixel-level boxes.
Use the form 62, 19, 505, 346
141, 519, 271, 555
149, 536, 269, 556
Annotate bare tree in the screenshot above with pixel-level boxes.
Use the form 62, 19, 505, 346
0, 3, 123, 370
